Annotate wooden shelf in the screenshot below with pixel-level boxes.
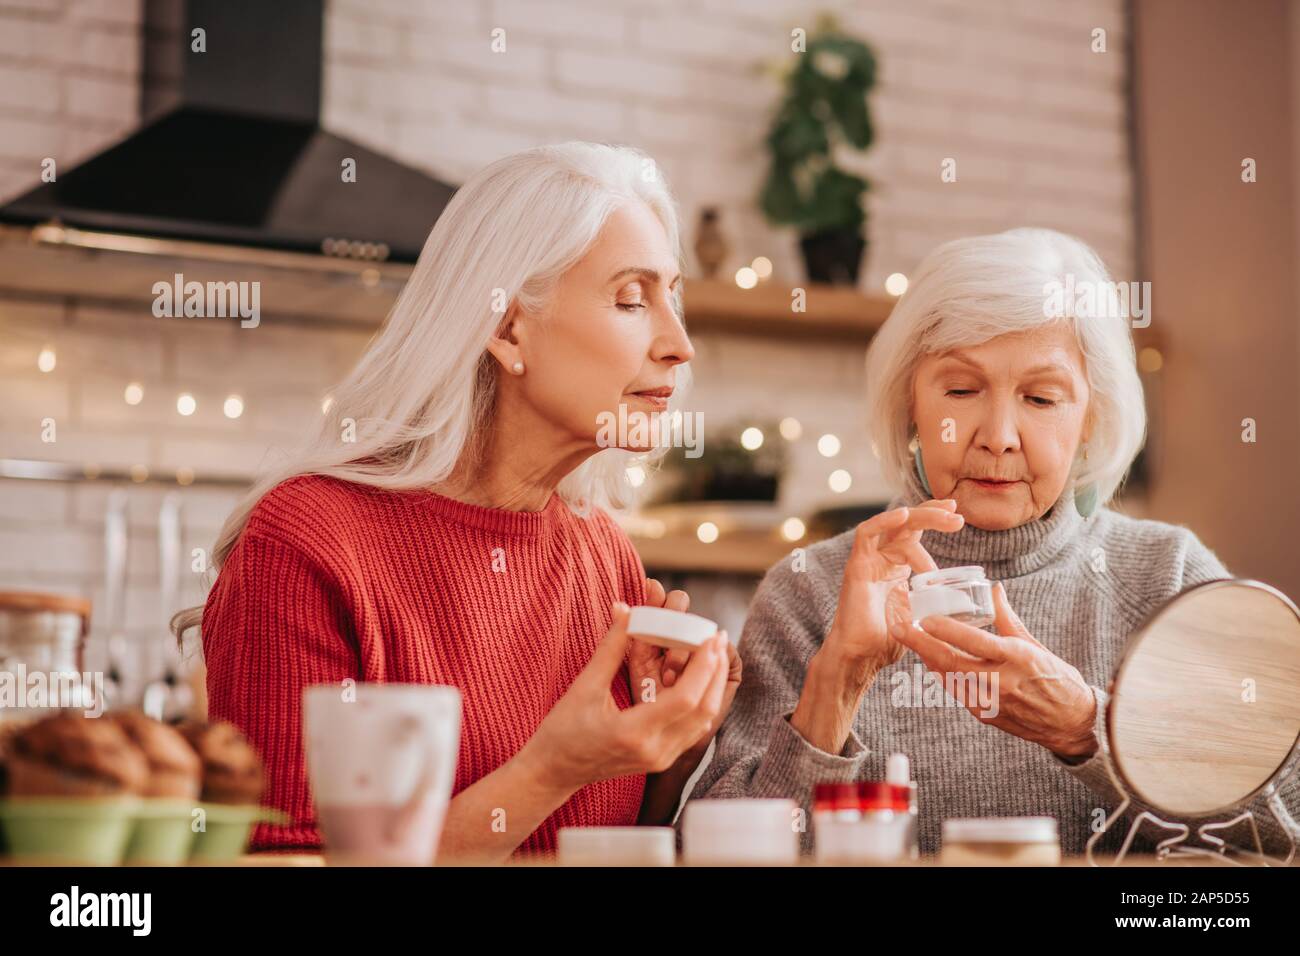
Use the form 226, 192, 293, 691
683, 277, 894, 340
631, 530, 821, 575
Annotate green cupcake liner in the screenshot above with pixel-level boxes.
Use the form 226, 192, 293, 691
0, 796, 141, 865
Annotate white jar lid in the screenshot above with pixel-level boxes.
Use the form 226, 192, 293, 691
627, 606, 718, 651
911, 565, 987, 590
943, 816, 1059, 844
682, 798, 797, 831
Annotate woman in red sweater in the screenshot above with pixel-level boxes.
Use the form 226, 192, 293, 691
172, 143, 741, 862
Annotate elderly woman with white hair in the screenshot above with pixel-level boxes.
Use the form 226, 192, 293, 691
175, 142, 739, 862
688, 227, 1236, 856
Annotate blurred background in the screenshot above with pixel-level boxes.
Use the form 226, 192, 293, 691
0, 0, 1296, 712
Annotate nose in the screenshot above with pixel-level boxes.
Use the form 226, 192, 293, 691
974, 394, 1021, 455
651, 298, 695, 366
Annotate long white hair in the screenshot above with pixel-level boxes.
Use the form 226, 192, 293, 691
173, 142, 685, 640
864, 227, 1146, 508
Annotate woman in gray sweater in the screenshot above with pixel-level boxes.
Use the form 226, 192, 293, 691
687, 227, 1296, 857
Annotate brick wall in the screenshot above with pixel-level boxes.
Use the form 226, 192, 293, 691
0, 0, 1135, 651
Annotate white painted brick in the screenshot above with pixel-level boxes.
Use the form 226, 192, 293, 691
0, 113, 61, 159
325, 12, 404, 62
492, 0, 628, 43
69, 0, 143, 28
0, 63, 60, 113
0, 526, 101, 575
404, 23, 548, 81
64, 73, 137, 122
485, 82, 626, 137
57, 27, 139, 76
0, 478, 68, 523
631, 10, 780, 66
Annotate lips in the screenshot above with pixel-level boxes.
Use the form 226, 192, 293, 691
628, 386, 673, 409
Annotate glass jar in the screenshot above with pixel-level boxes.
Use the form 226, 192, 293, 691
908, 566, 996, 629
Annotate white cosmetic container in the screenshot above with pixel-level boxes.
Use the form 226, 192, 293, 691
557, 827, 676, 866
940, 817, 1061, 866
908, 565, 996, 629
681, 799, 799, 865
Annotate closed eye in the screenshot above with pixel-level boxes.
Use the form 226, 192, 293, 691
616, 302, 647, 311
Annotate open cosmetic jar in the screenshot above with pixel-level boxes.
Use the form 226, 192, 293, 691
908, 566, 996, 629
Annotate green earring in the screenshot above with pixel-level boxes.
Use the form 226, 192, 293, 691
1074, 442, 1098, 517
911, 436, 932, 497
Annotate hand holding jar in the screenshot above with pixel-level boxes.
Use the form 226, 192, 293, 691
791, 499, 964, 754
889, 581, 1099, 760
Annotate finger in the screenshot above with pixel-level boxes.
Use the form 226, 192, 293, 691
993, 582, 1038, 643
581, 602, 634, 685
889, 619, 979, 672
894, 505, 965, 535
917, 614, 1007, 661
626, 637, 661, 671
723, 639, 743, 681
919, 498, 958, 511
662, 646, 692, 688
666, 634, 729, 750
655, 634, 722, 716
878, 538, 938, 575
663, 589, 690, 613
645, 578, 666, 608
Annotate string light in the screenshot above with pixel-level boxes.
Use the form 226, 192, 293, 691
817, 433, 841, 458
734, 267, 758, 289
779, 417, 802, 441
626, 464, 646, 487
885, 272, 909, 296
124, 382, 144, 405
696, 521, 719, 543
828, 469, 852, 493
223, 395, 244, 419
751, 256, 773, 280
176, 393, 196, 416
740, 426, 764, 450
780, 517, 806, 541
37, 346, 56, 373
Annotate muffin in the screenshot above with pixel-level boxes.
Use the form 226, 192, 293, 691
109, 711, 201, 800
5, 712, 149, 797
176, 721, 264, 805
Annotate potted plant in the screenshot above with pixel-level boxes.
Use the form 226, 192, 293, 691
759, 16, 878, 285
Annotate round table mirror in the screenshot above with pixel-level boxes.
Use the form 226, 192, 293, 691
1108, 579, 1300, 820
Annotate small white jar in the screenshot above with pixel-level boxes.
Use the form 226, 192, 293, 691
908, 566, 996, 629
557, 827, 676, 866
681, 799, 799, 866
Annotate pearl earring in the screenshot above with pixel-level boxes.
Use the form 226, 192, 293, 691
512, 361, 524, 374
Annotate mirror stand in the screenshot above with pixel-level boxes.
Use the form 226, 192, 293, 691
1086, 785, 1298, 867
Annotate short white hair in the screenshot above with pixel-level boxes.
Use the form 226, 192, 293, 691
864, 227, 1146, 508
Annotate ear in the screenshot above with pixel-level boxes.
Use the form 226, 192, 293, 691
484, 298, 527, 373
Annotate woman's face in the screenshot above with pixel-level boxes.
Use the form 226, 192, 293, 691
500, 200, 692, 453
910, 324, 1091, 530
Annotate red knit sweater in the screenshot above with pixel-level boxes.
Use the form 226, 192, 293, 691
200, 474, 648, 855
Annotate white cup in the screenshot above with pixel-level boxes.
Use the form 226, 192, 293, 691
303, 683, 461, 865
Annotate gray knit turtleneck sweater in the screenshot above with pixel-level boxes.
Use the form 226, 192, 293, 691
685, 486, 1300, 858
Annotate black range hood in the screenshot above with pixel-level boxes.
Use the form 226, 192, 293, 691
0, 0, 456, 264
